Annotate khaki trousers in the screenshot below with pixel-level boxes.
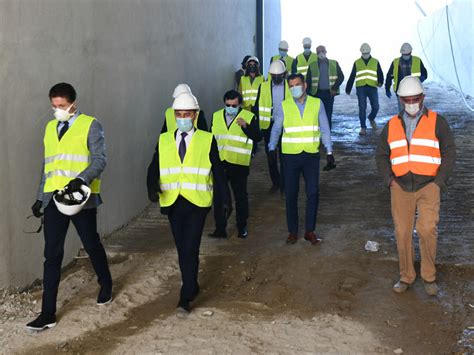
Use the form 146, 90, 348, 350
390, 182, 440, 283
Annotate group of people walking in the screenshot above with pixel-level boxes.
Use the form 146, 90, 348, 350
26, 36, 455, 331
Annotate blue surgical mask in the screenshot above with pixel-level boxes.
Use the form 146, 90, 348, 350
303, 48, 311, 55
176, 118, 193, 132
402, 54, 411, 61
225, 106, 239, 116
362, 53, 371, 60
290, 85, 304, 99
279, 50, 287, 58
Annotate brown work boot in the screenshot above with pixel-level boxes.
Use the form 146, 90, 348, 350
304, 231, 323, 245
392, 280, 410, 294
423, 280, 439, 296
286, 233, 297, 245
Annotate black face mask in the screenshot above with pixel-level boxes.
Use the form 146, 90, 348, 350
248, 66, 257, 73
272, 76, 284, 84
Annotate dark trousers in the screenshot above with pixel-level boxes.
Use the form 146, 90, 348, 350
356, 85, 379, 128
168, 196, 209, 302
262, 123, 281, 188
42, 201, 112, 315
282, 152, 320, 234
315, 89, 335, 130
213, 162, 249, 233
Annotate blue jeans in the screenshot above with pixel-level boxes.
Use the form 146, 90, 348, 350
356, 86, 379, 128
282, 152, 320, 234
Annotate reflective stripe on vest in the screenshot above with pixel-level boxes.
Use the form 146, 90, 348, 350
308, 59, 340, 95
295, 52, 317, 78
257, 80, 292, 130
387, 110, 441, 177
393, 56, 421, 92
240, 75, 264, 108
158, 130, 213, 207
211, 109, 254, 166
355, 58, 379, 87
43, 114, 101, 193
281, 96, 321, 154
165, 107, 199, 132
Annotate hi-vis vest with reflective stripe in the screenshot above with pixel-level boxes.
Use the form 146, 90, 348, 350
158, 130, 213, 207
392, 56, 421, 92
240, 75, 264, 108
271, 54, 294, 73
295, 52, 317, 78
212, 109, 254, 166
43, 114, 100, 193
308, 59, 340, 95
355, 57, 379, 87
165, 107, 199, 132
388, 110, 441, 177
257, 80, 292, 130
281, 96, 321, 154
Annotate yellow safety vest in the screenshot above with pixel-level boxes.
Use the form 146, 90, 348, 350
211, 109, 254, 166
355, 57, 379, 87
295, 52, 317, 78
257, 80, 292, 130
393, 56, 422, 92
165, 107, 199, 132
270, 55, 294, 73
43, 114, 101, 193
240, 75, 264, 109
281, 96, 321, 154
308, 59, 340, 95
158, 130, 213, 207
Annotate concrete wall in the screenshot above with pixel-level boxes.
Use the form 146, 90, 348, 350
0, 0, 257, 287
418, 0, 474, 96
262, 0, 282, 76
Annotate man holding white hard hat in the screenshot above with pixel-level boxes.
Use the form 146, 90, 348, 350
28, 83, 112, 331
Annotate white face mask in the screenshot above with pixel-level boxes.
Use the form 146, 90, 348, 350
404, 103, 421, 116
317, 53, 326, 60
53, 103, 75, 122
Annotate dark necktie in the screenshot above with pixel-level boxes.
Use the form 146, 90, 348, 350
179, 132, 187, 162
58, 121, 69, 140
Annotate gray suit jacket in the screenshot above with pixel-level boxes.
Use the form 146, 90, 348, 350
36, 112, 107, 209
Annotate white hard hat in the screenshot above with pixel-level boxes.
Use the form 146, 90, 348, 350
53, 184, 91, 216
279, 40, 289, 50
246, 56, 260, 65
397, 76, 424, 96
172, 93, 199, 110
360, 43, 371, 54
400, 42, 413, 55
302, 37, 312, 46
172, 83, 192, 99
269, 60, 286, 75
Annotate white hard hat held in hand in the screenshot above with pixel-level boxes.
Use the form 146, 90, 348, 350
172, 93, 200, 110
269, 60, 286, 75
172, 83, 192, 99
397, 76, 424, 97
54, 184, 91, 216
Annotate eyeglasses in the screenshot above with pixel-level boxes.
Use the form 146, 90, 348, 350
225, 104, 239, 108
23, 215, 44, 234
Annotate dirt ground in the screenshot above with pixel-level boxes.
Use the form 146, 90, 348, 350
0, 82, 473, 354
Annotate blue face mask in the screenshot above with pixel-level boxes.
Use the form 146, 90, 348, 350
303, 48, 311, 55
279, 50, 287, 58
290, 85, 304, 99
176, 118, 193, 132
225, 106, 239, 116
402, 54, 411, 61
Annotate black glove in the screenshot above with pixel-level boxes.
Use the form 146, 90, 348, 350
385, 88, 392, 98
223, 203, 233, 220
268, 150, 277, 165
148, 189, 159, 203
65, 178, 85, 193
31, 200, 43, 218
323, 154, 336, 171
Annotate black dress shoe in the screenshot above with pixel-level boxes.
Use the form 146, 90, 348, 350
237, 227, 248, 239
208, 230, 227, 239
177, 299, 191, 313
26, 313, 57, 331
97, 286, 113, 305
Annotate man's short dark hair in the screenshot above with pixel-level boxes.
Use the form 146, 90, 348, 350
223, 90, 243, 104
287, 73, 305, 84
49, 83, 76, 103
